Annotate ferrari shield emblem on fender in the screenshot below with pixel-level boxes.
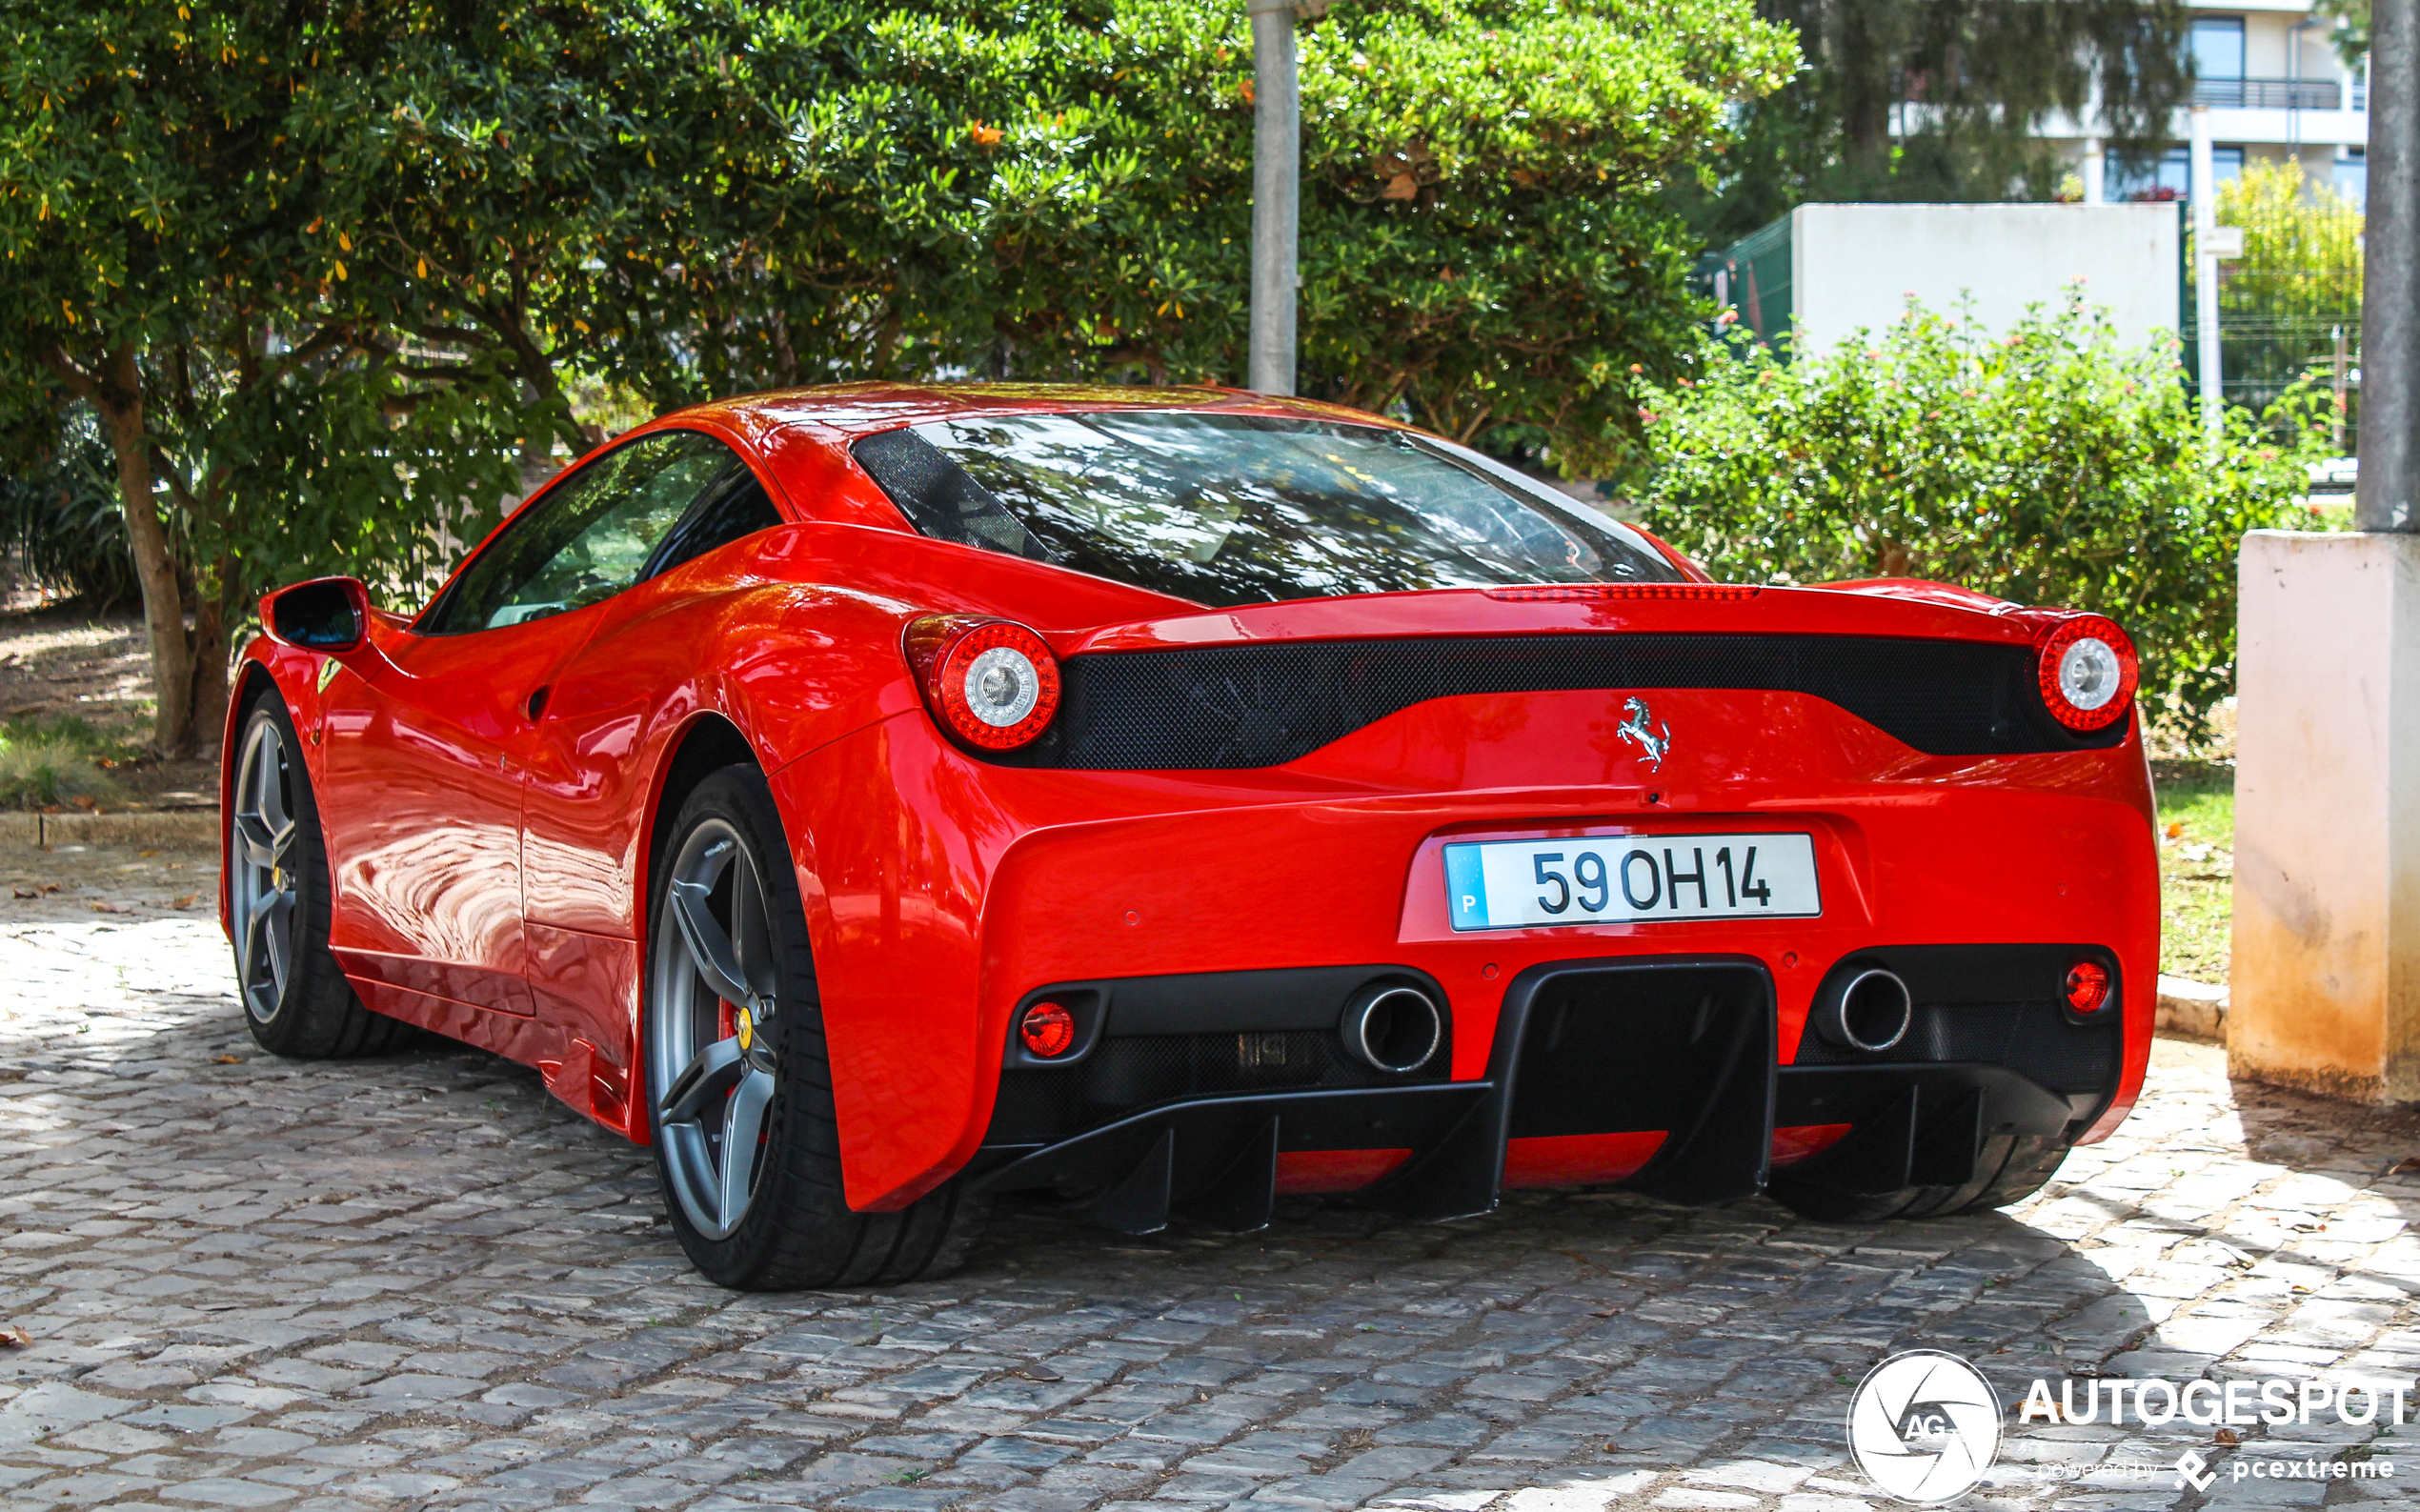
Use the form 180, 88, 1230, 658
1616, 696, 1671, 770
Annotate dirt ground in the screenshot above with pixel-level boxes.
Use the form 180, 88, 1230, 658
0, 570, 217, 808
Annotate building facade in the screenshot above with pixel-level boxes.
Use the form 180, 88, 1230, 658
2043, 0, 2368, 204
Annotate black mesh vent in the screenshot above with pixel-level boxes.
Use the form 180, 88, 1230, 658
983, 632, 2121, 770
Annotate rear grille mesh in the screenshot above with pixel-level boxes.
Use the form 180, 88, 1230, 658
982, 632, 2122, 770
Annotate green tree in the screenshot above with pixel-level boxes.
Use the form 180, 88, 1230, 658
1627, 296, 2328, 734
2211, 157, 2363, 317
1679, 0, 2190, 245
0, 2, 529, 754
950, 0, 1800, 474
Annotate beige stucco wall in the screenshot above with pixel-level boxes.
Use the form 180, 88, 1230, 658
2229, 531, 2420, 1103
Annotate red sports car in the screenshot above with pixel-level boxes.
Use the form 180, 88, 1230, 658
223, 384, 2156, 1290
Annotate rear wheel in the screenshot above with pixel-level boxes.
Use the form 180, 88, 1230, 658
645, 766, 987, 1290
229, 697, 413, 1058
1766, 1132, 2074, 1223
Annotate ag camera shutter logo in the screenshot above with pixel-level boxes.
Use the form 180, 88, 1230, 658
1846, 1350, 2003, 1503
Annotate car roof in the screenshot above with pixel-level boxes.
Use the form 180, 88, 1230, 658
662, 381, 1411, 446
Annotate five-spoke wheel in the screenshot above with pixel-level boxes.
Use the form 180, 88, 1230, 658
226, 697, 411, 1058
650, 818, 784, 1240
642, 764, 989, 1289
231, 713, 302, 1021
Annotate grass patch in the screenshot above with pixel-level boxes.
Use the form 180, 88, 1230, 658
2151, 758, 2234, 984
0, 714, 121, 809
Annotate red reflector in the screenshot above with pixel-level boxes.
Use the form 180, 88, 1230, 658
2064, 961, 2111, 1014
1019, 1001, 1075, 1058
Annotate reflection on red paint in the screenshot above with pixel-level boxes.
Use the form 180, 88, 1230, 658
1502, 1130, 1667, 1188
1770, 1123, 1853, 1165
1274, 1148, 1413, 1195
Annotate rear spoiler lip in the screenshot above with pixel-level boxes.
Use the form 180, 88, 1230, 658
1055, 580, 2045, 659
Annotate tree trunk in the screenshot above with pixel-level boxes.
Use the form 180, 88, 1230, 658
93, 348, 200, 756
188, 561, 236, 757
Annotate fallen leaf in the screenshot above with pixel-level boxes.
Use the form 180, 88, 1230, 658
2390, 1156, 2420, 1175
1013, 1364, 1063, 1381
2215, 1427, 2240, 1445
2165, 821, 2184, 839
1603, 1441, 1622, 1453
10, 887, 32, 899
0, 1325, 29, 1349
1589, 1308, 1621, 1318
38, 883, 58, 895
88, 900, 127, 914
215, 1055, 243, 1065
137, 850, 157, 857
172, 894, 199, 910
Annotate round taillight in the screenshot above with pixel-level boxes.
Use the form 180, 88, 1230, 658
905, 615, 1061, 751
1019, 1001, 1075, 1058
2036, 615, 2139, 732
2064, 960, 2111, 1014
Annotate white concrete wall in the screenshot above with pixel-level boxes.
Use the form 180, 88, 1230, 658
2230, 531, 2420, 1104
1787, 203, 2180, 353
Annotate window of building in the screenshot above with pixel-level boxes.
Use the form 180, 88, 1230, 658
2335, 148, 2368, 209
2191, 17, 2247, 81
2113, 145, 2243, 201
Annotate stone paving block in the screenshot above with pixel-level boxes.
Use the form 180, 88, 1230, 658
9, 916, 2420, 1512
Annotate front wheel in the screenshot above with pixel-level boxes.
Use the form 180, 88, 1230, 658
644, 765, 987, 1289
228, 697, 413, 1058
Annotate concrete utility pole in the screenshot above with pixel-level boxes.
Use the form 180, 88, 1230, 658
2359, 0, 2418, 530
2190, 107, 2224, 437
1246, 0, 1300, 395
2231, 0, 2420, 1108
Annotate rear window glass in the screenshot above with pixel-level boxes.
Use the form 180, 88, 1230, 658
851, 411, 1678, 607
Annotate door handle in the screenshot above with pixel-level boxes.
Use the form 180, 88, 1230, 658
525, 685, 551, 720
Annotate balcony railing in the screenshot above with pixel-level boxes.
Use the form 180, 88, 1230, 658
2192, 77, 2345, 110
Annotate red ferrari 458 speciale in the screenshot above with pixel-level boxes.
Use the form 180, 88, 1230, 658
222, 384, 2156, 1289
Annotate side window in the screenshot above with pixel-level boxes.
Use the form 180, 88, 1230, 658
643, 462, 783, 581
420, 432, 778, 635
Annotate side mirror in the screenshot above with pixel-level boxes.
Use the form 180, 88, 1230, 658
265, 576, 372, 654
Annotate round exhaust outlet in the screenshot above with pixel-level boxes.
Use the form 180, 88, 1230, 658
1339, 983, 1443, 1074
1815, 968, 1913, 1054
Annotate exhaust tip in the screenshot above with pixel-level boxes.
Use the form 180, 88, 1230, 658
1340, 983, 1443, 1074
1817, 968, 1913, 1054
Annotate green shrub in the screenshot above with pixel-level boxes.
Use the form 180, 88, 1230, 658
0, 715, 119, 809
1627, 295, 2329, 738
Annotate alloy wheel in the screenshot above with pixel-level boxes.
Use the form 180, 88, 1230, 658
650, 819, 782, 1240
230, 716, 301, 1022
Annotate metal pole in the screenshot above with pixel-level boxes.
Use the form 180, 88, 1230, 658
2358, 0, 2419, 530
2191, 107, 2224, 438
1246, 0, 1299, 395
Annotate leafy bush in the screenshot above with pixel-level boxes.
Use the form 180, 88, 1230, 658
1627, 295, 2329, 736
0, 716, 118, 810
0, 413, 142, 609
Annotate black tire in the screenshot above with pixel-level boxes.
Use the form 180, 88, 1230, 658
644, 764, 988, 1290
1766, 1132, 2074, 1224
227, 696, 414, 1058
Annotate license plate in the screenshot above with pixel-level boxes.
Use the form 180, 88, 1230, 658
1443, 833, 1822, 931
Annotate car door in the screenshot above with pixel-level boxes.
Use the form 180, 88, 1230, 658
320, 431, 756, 1018
517, 444, 787, 1094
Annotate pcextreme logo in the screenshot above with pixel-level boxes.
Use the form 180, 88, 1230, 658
1845, 1351, 2003, 1504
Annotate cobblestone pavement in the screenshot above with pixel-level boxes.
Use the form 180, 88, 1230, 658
6, 850, 2420, 1512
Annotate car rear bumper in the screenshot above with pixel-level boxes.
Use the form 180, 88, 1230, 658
969, 955, 2116, 1232
771, 696, 2156, 1211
